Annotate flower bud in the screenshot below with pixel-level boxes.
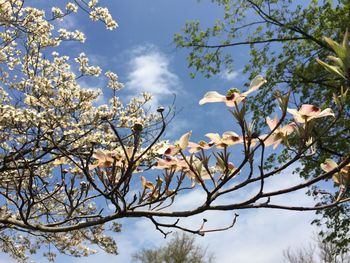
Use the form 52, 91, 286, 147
133, 122, 143, 132
157, 106, 165, 113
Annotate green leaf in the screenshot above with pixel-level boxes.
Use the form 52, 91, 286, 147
316, 58, 346, 79
324, 37, 347, 61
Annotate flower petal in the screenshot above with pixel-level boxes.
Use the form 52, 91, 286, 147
332, 174, 341, 185
156, 143, 171, 155
222, 131, 240, 137
199, 91, 226, 105
286, 108, 299, 116
282, 123, 296, 135
141, 176, 154, 190
299, 104, 321, 116
272, 139, 282, 149
266, 116, 278, 131
287, 108, 305, 123
92, 150, 106, 161
205, 133, 221, 144
260, 134, 275, 147
164, 145, 180, 156
248, 75, 267, 92
178, 131, 192, 150
317, 108, 335, 118
52, 157, 67, 166
188, 142, 201, 154
88, 163, 99, 170
320, 159, 338, 173
222, 131, 242, 145
125, 147, 134, 159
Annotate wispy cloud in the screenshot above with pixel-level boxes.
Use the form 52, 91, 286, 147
125, 44, 181, 108
220, 69, 240, 81
57, 15, 79, 30
164, 118, 190, 139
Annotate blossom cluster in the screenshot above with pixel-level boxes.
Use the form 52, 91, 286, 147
0, 1, 159, 261
152, 77, 335, 187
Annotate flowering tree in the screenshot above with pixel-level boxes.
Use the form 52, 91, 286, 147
0, 1, 349, 262
175, 0, 350, 252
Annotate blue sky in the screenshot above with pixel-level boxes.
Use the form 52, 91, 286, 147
0, 1, 320, 262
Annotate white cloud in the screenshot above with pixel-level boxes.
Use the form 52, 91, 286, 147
113, 164, 318, 263
164, 118, 191, 139
0, 256, 15, 263
125, 45, 181, 108
220, 69, 240, 81
57, 15, 78, 30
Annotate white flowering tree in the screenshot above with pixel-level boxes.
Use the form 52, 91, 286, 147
0, 1, 349, 262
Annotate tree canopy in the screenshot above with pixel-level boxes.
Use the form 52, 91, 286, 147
132, 233, 214, 263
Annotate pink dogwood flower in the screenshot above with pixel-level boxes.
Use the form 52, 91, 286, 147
184, 158, 212, 182
262, 116, 296, 149
89, 150, 116, 170
199, 75, 267, 107
321, 159, 350, 188
205, 131, 243, 148
163, 131, 192, 156
187, 141, 212, 154
287, 104, 334, 123
154, 156, 211, 182
154, 156, 182, 170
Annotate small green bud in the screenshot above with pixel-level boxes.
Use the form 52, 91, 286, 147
226, 88, 240, 97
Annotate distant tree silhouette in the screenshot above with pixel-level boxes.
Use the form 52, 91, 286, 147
132, 233, 214, 263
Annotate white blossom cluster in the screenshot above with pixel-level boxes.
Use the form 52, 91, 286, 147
89, 6, 118, 30
0, 1, 163, 262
